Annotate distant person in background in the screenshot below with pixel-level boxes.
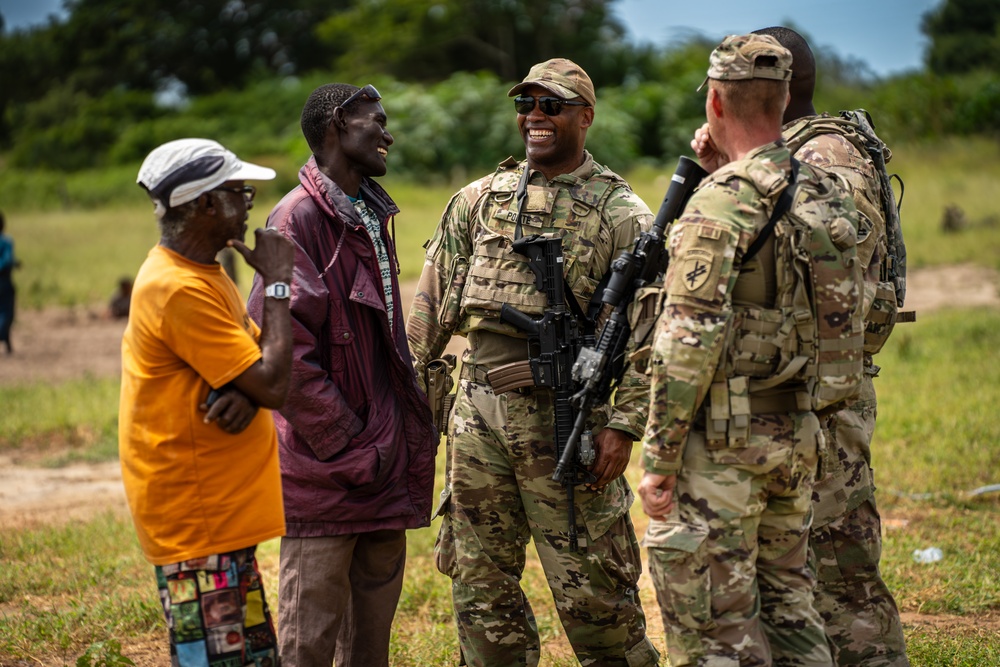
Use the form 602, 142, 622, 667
108, 276, 133, 319
0, 210, 21, 355
120, 138, 294, 667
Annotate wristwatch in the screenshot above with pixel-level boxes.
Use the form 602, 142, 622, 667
264, 282, 291, 299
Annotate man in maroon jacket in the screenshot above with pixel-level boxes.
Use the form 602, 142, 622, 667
247, 83, 437, 667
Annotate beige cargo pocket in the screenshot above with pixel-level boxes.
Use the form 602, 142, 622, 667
863, 281, 898, 355
627, 284, 664, 375
644, 519, 714, 631
578, 476, 632, 546
625, 635, 660, 667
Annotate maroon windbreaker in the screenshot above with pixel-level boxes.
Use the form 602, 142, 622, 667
248, 157, 437, 537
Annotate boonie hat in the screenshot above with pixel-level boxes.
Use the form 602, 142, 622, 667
507, 58, 596, 106
137, 138, 275, 217
697, 33, 793, 91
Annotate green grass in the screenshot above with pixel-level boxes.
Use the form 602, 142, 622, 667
3, 312, 1000, 662
0, 376, 120, 465
888, 138, 1000, 272
874, 309, 1000, 496
0, 511, 162, 655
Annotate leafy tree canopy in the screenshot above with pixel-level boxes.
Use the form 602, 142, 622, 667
922, 0, 1000, 75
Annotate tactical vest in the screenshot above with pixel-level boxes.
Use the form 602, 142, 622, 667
707, 158, 865, 446
458, 159, 632, 324
783, 111, 909, 355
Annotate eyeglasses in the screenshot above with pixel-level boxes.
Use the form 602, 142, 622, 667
513, 95, 589, 117
339, 84, 382, 110
214, 185, 256, 202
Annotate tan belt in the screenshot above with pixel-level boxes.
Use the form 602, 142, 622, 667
460, 360, 536, 394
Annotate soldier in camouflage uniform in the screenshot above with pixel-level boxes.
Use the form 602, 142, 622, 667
406, 58, 660, 667
753, 26, 910, 667
640, 34, 844, 666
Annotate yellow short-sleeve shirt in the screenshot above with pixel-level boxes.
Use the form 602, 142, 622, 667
119, 245, 284, 565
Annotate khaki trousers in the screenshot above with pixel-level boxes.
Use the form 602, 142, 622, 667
277, 530, 406, 667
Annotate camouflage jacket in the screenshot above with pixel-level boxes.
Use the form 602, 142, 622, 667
642, 140, 844, 474
784, 115, 886, 329
407, 152, 654, 438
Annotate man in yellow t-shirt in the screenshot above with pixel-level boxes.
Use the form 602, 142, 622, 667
121, 138, 294, 667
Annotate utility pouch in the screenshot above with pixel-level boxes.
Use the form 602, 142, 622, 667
863, 281, 898, 355
486, 360, 535, 394
439, 256, 468, 329
627, 284, 664, 375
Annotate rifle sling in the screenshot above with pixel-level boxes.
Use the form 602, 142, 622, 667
743, 157, 800, 265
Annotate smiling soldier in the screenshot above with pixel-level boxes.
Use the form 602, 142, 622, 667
407, 59, 660, 667
246, 83, 436, 667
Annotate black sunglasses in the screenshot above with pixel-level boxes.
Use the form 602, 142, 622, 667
214, 185, 256, 202
514, 95, 589, 117
339, 84, 382, 110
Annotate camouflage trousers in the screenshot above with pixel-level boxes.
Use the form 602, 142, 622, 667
434, 378, 660, 667
646, 411, 832, 667
811, 375, 909, 666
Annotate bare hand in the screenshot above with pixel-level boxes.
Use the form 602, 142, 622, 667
229, 228, 294, 286
638, 472, 677, 520
200, 387, 259, 434
587, 428, 633, 491
690, 122, 727, 174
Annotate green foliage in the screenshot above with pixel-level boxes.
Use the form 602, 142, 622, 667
8, 87, 162, 170
316, 0, 632, 86
76, 640, 135, 667
922, 0, 1000, 75
381, 73, 525, 182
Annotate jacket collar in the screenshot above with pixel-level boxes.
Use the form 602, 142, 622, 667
299, 156, 400, 228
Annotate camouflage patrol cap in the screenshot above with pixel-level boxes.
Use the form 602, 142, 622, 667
697, 34, 792, 91
507, 58, 596, 106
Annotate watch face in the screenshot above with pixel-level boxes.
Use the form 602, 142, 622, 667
267, 283, 290, 298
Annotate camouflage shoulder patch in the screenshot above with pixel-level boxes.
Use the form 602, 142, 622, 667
679, 251, 714, 293
666, 218, 737, 306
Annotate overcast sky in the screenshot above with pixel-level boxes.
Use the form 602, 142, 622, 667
2, 0, 942, 77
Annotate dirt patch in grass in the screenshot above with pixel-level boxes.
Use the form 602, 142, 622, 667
901, 610, 1000, 634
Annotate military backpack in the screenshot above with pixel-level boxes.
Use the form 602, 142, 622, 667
783, 109, 912, 354
723, 157, 864, 428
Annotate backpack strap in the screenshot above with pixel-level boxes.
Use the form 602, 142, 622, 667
743, 157, 800, 264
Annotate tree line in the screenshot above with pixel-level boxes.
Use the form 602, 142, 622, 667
0, 0, 996, 178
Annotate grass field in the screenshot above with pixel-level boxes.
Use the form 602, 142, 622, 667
2, 137, 1000, 664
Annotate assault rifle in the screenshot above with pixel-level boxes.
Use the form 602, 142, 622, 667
499, 233, 596, 551
553, 156, 707, 483
841, 109, 910, 314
